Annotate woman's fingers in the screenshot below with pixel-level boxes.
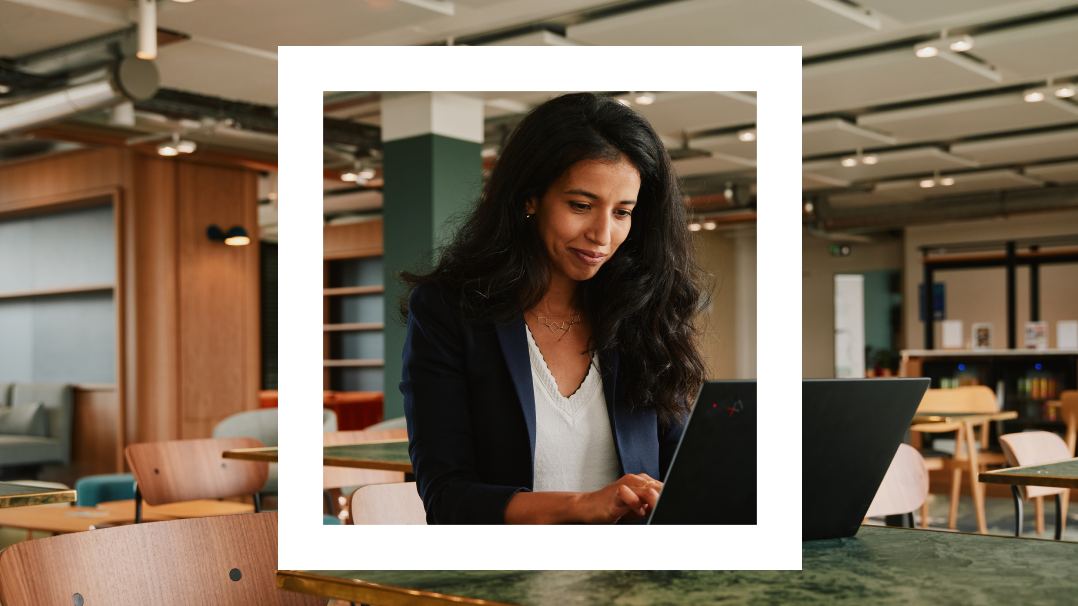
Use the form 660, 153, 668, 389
616, 484, 647, 517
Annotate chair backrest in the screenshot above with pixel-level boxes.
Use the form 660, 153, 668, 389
1060, 390, 1078, 456
0, 512, 326, 606
998, 431, 1071, 500
74, 473, 136, 507
0, 382, 12, 407
323, 408, 337, 433
350, 482, 427, 525
916, 385, 998, 414
11, 383, 74, 464
213, 408, 279, 447
323, 429, 407, 490
865, 444, 929, 518
125, 437, 268, 506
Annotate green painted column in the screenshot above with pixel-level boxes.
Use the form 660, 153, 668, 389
381, 92, 483, 420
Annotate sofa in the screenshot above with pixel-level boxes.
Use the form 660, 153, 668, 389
0, 382, 74, 471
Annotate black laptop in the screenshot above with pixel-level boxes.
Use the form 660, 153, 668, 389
647, 380, 757, 525
802, 378, 930, 541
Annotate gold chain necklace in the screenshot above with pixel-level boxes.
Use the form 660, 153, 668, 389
529, 310, 583, 341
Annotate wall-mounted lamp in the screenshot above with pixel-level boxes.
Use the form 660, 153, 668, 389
207, 225, 251, 246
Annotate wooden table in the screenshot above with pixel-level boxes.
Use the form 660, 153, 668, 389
223, 446, 279, 463
0, 499, 253, 535
980, 457, 1078, 490
277, 527, 1078, 605
323, 439, 412, 473
909, 410, 1018, 534
0, 482, 76, 508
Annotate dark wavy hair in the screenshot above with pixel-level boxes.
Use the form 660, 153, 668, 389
400, 92, 708, 426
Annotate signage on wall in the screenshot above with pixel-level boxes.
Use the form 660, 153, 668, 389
918, 283, 945, 321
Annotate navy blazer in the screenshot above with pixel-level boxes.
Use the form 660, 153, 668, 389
401, 283, 684, 525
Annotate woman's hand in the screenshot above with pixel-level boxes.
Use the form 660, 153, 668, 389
575, 473, 663, 524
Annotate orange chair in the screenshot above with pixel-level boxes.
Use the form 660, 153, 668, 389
998, 431, 1071, 540
909, 386, 1008, 533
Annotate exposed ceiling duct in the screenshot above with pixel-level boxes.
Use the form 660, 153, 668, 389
0, 57, 159, 136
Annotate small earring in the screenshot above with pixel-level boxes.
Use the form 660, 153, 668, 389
526, 213, 533, 219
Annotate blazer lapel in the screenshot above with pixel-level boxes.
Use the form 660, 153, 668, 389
495, 316, 537, 476
601, 348, 633, 474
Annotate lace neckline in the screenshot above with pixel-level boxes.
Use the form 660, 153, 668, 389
524, 323, 601, 416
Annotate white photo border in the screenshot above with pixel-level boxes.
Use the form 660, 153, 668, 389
278, 45, 802, 570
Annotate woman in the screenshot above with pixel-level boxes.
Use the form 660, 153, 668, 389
400, 92, 708, 524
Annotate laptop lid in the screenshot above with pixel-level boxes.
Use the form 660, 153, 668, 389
802, 378, 929, 541
648, 380, 757, 525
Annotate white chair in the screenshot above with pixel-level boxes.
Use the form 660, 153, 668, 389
866, 444, 930, 528
998, 431, 1071, 540
350, 482, 427, 525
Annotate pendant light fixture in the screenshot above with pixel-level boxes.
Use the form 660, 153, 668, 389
137, 0, 157, 60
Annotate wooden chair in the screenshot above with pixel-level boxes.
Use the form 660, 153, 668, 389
125, 437, 269, 523
350, 482, 427, 525
1059, 390, 1078, 456
0, 512, 325, 606
909, 386, 1008, 533
998, 431, 1071, 540
323, 429, 407, 523
866, 444, 929, 528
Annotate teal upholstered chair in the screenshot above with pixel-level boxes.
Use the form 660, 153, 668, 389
74, 473, 136, 507
323, 514, 341, 525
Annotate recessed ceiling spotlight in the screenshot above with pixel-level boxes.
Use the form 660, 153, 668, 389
635, 92, 656, 105
358, 168, 376, 180
1024, 91, 1046, 103
176, 140, 197, 154
1055, 85, 1076, 98
703, 221, 717, 230
173, 0, 197, 3
841, 157, 858, 168
940, 177, 955, 186
948, 35, 974, 52
340, 172, 358, 182
737, 130, 756, 142
920, 179, 936, 188
862, 155, 878, 165
804, 202, 814, 213
915, 45, 938, 58
688, 222, 702, 232
157, 141, 178, 156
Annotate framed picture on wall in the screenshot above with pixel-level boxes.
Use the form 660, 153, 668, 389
1025, 321, 1048, 350
972, 323, 993, 350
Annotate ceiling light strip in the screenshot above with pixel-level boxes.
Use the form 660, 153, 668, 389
397, 0, 455, 16
802, 0, 881, 31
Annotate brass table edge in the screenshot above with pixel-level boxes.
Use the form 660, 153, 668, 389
329, 438, 409, 446
321, 457, 413, 473
0, 488, 77, 509
223, 447, 279, 462
276, 571, 522, 606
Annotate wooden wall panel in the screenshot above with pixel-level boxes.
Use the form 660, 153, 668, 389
324, 220, 383, 259
128, 156, 180, 445
0, 149, 126, 214
177, 162, 260, 439
70, 385, 120, 479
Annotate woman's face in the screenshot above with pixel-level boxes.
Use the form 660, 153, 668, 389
526, 156, 640, 283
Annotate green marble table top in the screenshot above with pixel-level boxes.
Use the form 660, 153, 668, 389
322, 440, 412, 472
981, 457, 1078, 489
278, 527, 1078, 606
0, 482, 76, 508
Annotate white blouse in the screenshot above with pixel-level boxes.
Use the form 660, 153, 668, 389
525, 324, 622, 493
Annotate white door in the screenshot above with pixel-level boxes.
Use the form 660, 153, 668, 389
834, 274, 865, 378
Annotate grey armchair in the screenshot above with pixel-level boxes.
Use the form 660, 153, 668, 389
0, 383, 74, 469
